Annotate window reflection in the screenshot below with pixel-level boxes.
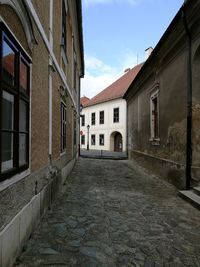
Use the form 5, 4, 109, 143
3, 40, 15, 87
19, 134, 27, 166
19, 100, 27, 132
2, 91, 14, 131
20, 60, 28, 91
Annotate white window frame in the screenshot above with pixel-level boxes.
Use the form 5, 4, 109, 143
150, 89, 160, 142
99, 134, 104, 146
61, 102, 67, 153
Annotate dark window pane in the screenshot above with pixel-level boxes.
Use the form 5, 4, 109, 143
19, 133, 27, 166
20, 60, 28, 92
81, 135, 85, 145
3, 40, 15, 87
19, 100, 28, 132
2, 91, 14, 130
1, 132, 14, 172
81, 115, 85, 126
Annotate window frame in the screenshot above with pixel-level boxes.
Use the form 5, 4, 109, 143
81, 114, 85, 126
0, 22, 31, 181
91, 134, 96, 146
91, 112, 95, 125
81, 135, 85, 145
99, 110, 104, 124
99, 134, 104, 146
61, 0, 67, 53
113, 107, 119, 123
61, 102, 67, 152
150, 89, 160, 143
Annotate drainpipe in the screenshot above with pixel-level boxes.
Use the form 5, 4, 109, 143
182, 3, 192, 190
49, 0, 53, 163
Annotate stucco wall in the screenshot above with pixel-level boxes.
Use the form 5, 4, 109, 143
127, 4, 200, 188
80, 98, 127, 151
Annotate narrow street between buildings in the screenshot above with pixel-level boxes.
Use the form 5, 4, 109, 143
15, 158, 200, 267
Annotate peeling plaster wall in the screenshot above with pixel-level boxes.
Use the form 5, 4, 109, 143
127, 10, 200, 188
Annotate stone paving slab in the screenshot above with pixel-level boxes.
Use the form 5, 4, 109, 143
14, 158, 200, 267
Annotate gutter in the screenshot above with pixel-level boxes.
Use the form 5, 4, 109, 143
182, 2, 193, 190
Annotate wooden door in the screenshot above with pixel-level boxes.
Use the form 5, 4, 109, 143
114, 133, 122, 152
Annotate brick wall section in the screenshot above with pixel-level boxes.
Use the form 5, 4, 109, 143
32, 0, 50, 38
31, 27, 49, 172
53, 0, 62, 64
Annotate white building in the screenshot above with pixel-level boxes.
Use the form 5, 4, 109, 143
80, 63, 142, 152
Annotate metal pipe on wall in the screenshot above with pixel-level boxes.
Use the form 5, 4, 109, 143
182, 3, 192, 190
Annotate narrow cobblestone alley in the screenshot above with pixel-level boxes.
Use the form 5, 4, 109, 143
15, 158, 200, 267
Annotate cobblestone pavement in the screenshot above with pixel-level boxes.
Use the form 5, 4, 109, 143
15, 158, 200, 267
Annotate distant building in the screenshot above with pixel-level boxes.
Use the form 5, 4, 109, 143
80, 64, 142, 152
0, 1, 84, 266
125, 0, 200, 190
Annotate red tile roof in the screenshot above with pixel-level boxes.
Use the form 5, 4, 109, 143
84, 63, 143, 107
80, 96, 90, 106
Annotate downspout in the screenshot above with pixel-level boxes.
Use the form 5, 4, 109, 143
182, 3, 192, 190
126, 100, 128, 158
49, 0, 53, 164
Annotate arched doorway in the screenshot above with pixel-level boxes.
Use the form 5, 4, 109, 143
114, 132, 122, 152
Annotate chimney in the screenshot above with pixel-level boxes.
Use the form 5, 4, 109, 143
145, 47, 153, 60
124, 68, 131, 73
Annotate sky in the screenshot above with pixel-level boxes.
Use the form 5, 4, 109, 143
81, 0, 184, 98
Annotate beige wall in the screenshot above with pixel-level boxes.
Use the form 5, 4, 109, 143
0, 1, 84, 265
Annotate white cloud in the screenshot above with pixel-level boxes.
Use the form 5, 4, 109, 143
83, 0, 140, 7
81, 71, 120, 98
120, 50, 139, 70
81, 53, 139, 98
81, 55, 120, 98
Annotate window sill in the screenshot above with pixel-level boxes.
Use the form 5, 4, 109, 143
60, 150, 67, 157
0, 169, 30, 192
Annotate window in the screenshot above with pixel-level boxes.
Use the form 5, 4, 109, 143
73, 49, 77, 90
61, 0, 67, 52
81, 115, 85, 126
113, 108, 119, 123
74, 115, 76, 146
0, 23, 31, 180
81, 135, 85, 145
91, 112, 95, 125
99, 134, 104, 146
61, 103, 67, 152
150, 90, 159, 140
99, 111, 104, 124
91, 135, 95, 146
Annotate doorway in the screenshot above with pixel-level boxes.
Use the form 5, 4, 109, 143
114, 132, 122, 152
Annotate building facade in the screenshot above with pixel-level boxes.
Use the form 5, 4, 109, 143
0, 1, 84, 266
80, 64, 142, 152
81, 98, 127, 152
125, 0, 200, 190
